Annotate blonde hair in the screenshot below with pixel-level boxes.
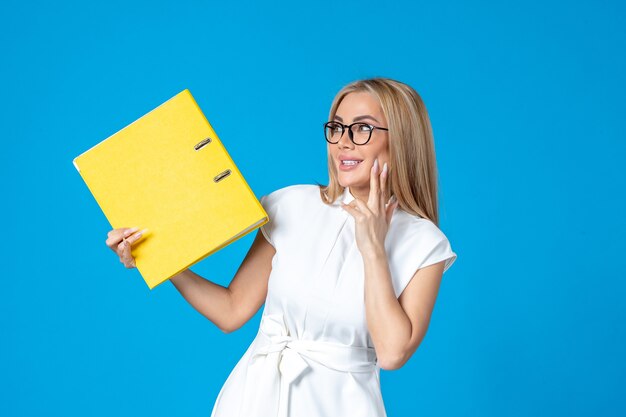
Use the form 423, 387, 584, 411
316, 77, 443, 226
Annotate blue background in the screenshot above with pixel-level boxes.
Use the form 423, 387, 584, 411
2, 0, 625, 416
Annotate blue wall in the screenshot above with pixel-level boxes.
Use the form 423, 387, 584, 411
1, 0, 624, 416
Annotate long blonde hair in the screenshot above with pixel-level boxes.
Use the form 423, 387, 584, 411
316, 77, 443, 226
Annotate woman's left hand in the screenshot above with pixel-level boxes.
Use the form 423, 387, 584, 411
341, 159, 399, 257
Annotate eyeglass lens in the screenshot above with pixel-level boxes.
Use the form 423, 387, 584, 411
325, 122, 373, 144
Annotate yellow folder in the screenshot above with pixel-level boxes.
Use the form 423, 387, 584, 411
73, 89, 268, 290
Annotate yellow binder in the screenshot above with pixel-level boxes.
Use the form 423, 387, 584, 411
73, 89, 268, 290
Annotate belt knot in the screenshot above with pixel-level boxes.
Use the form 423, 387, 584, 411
238, 313, 377, 417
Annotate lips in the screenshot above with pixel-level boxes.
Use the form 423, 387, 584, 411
338, 157, 364, 171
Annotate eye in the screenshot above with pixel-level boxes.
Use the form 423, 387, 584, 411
330, 123, 342, 132
357, 123, 373, 132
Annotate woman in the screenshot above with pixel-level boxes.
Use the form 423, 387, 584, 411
106, 77, 457, 417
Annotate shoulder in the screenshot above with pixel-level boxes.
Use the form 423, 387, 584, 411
392, 209, 447, 240
259, 184, 322, 247
389, 209, 454, 260
387, 210, 457, 296
261, 183, 321, 206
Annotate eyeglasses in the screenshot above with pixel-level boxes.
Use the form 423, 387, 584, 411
323, 121, 389, 145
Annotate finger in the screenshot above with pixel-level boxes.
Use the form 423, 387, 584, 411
351, 198, 371, 218
117, 238, 128, 257
368, 158, 380, 209
120, 239, 135, 268
107, 227, 140, 248
386, 198, 398, 225
341, 201, 359, 218
380, 161, 389, 206
124, 244, 136, 268
126, 228, 148, 245
117, 238, 133, 258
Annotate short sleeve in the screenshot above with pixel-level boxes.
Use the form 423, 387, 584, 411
259, 193, 279, 247
389, 221, 457, 298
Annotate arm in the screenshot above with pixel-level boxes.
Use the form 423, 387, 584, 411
363, 251, 445, 370
170, 229, 276, 333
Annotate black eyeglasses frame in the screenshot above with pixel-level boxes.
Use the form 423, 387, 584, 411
323, 121, 389, 145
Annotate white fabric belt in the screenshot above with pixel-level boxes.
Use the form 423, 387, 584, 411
238, 313, 377, 417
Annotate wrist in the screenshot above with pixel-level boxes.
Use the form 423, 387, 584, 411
363, 246, 388, 264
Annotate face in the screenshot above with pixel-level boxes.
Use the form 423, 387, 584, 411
329, 91, 390, 191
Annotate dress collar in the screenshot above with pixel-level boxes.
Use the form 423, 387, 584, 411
339, 186, 400, 214
341, 186, 356, 204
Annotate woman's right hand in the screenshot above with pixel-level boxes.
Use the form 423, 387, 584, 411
106, 227, 146, 268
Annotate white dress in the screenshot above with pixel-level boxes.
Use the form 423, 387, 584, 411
210, 184, 457, 417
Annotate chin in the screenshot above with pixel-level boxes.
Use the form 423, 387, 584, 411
338, 177, 366, 188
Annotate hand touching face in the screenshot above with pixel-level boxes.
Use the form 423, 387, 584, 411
340, 158, 398, 257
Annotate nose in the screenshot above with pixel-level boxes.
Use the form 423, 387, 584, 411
336, 125, 355, 148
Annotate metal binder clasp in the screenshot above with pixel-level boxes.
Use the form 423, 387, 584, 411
194, 137, 212, 151
214, 169, 231, 182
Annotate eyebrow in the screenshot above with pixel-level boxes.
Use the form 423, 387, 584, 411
334, 114, 380, 124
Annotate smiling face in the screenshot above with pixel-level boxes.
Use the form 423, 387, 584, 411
329, 91, 390, 192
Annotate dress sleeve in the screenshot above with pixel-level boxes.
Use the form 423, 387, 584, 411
389, 221, 457, 298
259, 192, 280, 248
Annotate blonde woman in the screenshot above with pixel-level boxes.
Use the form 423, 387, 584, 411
106, 77, 457, 417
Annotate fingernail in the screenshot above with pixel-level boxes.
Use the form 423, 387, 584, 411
373, 159, 379, 171
125, 227, 139, 236
383, 162, 388, 174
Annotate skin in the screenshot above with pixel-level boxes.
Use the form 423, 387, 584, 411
334, 91, 447, 370
340, 153, 446, 369
106, 91, 446, 369
330, 91, 392, 205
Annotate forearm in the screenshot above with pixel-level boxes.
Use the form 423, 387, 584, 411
170, 269, 236, 333
363, 250, 412, 369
